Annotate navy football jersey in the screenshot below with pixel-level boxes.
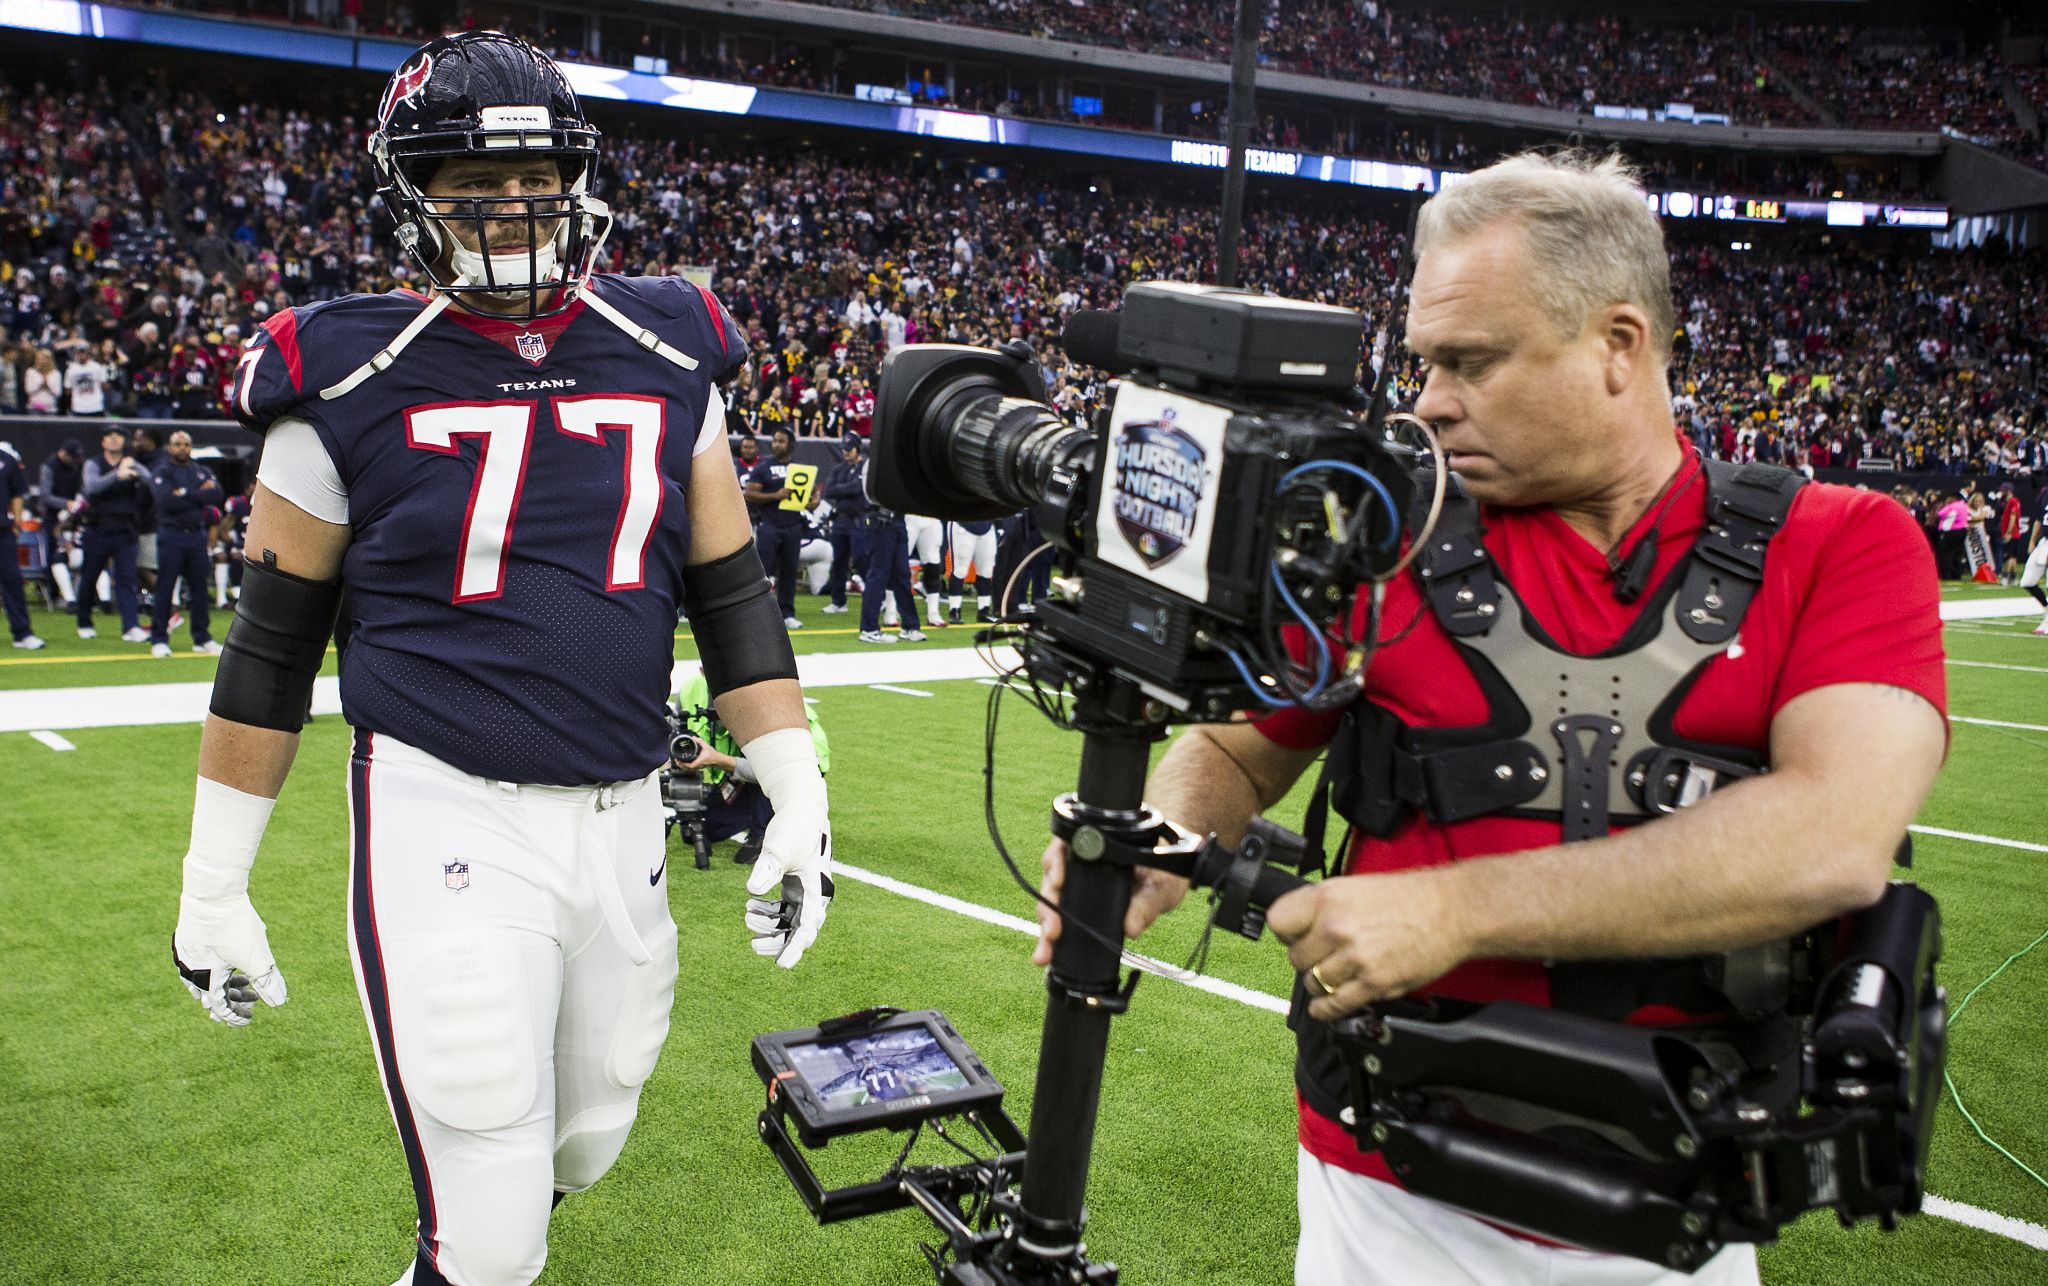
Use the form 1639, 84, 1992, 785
236, 275, 747, 785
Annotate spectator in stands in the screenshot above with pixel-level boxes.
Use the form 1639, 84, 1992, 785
63, 337, 111, 417
22, 348, 60, 414
0, 338, 19, 413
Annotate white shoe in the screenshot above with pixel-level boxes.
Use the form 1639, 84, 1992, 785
898, 629, 927, 642
2033, 622, 2048, 636
193, 640, 224, 655
820, 603, 849, 614
12, 634, 45, 650
151, 642, 172, 659
121, 627, 150, 643
858, 630, 898, 644
76, 626, 97, 640
783, 616, 803, 629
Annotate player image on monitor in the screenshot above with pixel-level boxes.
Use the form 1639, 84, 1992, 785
788, 1026, 974, 1111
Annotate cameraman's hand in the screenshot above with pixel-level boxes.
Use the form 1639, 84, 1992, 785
1267, 870, 1473, 1022
1031, 839, 1189, 967
677, 746, 737, 774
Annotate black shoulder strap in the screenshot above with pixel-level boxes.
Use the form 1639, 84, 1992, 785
1412, 472, 1499, 637
1676, 460, 1807, 645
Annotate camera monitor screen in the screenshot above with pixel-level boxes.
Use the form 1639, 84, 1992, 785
786, 1026, 972, 1111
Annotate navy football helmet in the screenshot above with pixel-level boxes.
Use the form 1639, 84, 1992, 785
368, 31, 611, 319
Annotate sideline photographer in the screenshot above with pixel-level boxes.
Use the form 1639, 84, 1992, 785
671, 671, 831, 864
1034, 152, 1949, 1285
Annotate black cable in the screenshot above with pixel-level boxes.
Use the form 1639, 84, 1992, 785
982, 668, 1132, 963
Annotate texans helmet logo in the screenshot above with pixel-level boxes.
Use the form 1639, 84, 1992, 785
379, 51, 435, 125
1112, 409, 1207, 567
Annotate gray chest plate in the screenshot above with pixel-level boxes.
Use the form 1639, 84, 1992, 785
1455, 581, 1741, 839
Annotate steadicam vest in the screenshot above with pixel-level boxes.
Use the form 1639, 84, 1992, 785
1300, 461, 1807, 1061
1327, 458, 1804, 849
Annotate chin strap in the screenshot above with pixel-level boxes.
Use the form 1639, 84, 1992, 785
319, 293, 453, 400
581, 285, 700, 372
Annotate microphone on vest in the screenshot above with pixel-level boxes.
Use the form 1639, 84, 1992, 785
1612, 532, 1659, 604
1061, 309, 1127, 373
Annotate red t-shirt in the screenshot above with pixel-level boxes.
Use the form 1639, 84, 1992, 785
1256, 471, 1947, 1184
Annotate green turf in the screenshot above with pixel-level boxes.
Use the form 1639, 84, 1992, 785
1, 615, 2045, 1283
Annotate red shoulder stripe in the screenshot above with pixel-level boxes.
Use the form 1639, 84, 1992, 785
693, 283, 728, 357
261, 309, 303, 395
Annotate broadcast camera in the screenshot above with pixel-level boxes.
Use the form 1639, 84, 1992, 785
867, 281, 1421, 719
750, 282, 1944, 1281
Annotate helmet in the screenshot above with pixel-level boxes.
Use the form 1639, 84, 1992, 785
368, 31, 611, 320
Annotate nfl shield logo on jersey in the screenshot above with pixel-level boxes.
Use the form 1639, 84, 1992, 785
515, 331, 548, 364
444, 861, 471, 891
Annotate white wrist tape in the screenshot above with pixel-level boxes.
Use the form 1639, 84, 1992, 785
183, 776, 279, 900
742, 726, 825, 813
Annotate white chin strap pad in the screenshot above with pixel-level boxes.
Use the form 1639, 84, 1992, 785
449, 239, 562, 291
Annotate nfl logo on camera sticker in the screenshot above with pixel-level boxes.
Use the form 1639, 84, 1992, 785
1111, 407, 1204, 568
1094, 384, 1228, 603
443, 861, 470, 891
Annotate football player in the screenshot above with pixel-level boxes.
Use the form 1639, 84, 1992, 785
903, 510, 948, 626
169, 33, 833, 1286
2022, 484, 2048, 635
944, 517, 998, 625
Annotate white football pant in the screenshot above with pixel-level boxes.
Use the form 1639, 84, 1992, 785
348, 730, 678, 1286
947, 523, 998, 581
905, 514, 945, 567
799, 535, 833, 595
1295, 1148, 1760, 1286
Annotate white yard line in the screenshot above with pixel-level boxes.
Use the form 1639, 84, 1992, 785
869, 684, 935, 698
1951, 716, 2048, 735
1938, 596, 2045, 622
1910, 825, 2048, 855
0, 649, 1021, 734
1949, 659, 2048, 675
831, 861, 2046, 1252
28, 730, 74, 752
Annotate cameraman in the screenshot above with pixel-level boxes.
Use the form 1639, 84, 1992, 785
1035, 153, 1948, 1285
672, 671, 830, 863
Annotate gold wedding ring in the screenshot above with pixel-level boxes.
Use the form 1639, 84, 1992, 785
1309, 964, 1335, 997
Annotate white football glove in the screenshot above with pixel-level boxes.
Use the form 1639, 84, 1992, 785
741, 726, 833, 969
173, 778, 289, 1026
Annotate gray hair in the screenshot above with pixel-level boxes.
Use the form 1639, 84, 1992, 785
1414, 150, 1674, 364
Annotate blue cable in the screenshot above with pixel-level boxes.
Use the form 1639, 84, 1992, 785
1268, 561, 1332, 698
1221, 645, 1293, 708
1277, 460, 1402, 550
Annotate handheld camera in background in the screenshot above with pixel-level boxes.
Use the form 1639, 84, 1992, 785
661, 701, 714, 871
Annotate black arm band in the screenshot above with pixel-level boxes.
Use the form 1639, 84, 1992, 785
682, 542, 798, 697
209, 557, 344, 732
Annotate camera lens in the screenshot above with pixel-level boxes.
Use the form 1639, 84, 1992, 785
931, 386, 1090, 515
868, 343, 1090, 522
670, 732, 702, 762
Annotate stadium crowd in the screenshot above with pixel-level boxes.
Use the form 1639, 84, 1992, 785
1, 70, 2041, 493
149, 0, 2046, 165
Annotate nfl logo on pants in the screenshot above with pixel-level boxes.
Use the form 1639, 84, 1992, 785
443, 861, 470, 891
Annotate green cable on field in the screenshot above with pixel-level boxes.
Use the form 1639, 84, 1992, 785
1942, 926, 2048, 1191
